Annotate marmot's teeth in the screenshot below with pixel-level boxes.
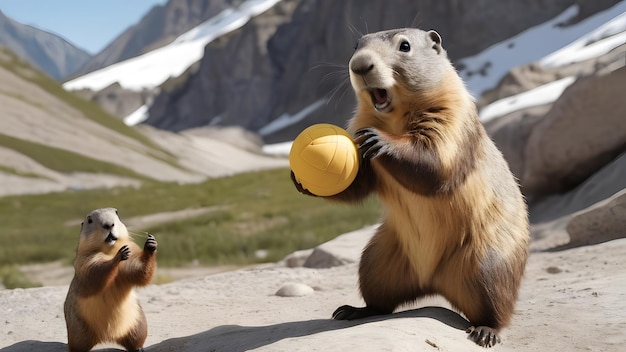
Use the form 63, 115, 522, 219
105, 233, 118, 244
370, 88, 392, 112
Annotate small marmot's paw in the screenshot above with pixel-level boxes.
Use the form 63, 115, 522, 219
117, 245, 131, 261
354, 128, 387, 160
466, 326, 501, 348
144, 233, 157, 252
290, 170, 317, 197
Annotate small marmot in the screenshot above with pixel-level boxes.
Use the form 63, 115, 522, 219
64, 208, 157, 352
292, 28, 529, 347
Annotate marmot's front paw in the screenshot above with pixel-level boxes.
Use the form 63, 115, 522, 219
355, 128, 387, 160
117, 245, 130, 261
290, 171, 317, 197
144, 233, 157, 252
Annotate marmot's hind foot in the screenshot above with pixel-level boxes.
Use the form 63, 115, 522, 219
466, 326, 501, 348
332, 305, 386, 320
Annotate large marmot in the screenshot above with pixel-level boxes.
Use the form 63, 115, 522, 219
292, 28, 529, 347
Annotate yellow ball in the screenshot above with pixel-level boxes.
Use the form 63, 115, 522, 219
289, 123, 359, 196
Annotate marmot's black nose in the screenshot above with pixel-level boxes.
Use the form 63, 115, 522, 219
350, 55, 374, 75
102, 222, 114, 230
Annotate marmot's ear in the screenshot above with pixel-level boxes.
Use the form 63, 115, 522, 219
428, 30, 442, 54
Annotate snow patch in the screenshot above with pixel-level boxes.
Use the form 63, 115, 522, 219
262, 141, 293, 157
63, 0, 281, 92
124, 105, 149, 126
458, 2, 626, 96
258, 99, 326, 136
479, 76, 576, 122
540, 12, 626, 68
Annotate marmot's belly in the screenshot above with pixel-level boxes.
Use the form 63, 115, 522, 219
78, 290, 141, 340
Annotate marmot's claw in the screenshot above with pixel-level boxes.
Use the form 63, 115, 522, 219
355, 128, 384, 160
144, 234, 158, 252
118, 245, 130, 261
290, 170, 317, 197
466, 326, 501, 348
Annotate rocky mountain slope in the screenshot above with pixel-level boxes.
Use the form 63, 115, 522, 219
0, 46, 286, 197
143, 0, 622, 143
74, 0, 239, 76
0, 10, 91, 80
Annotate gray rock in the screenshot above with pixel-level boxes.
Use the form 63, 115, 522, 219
303, 225, 375, 268
282, 249, 315, 268
73, 82, 155, 119
522, 66, 626, 197
530, 152, 626, 223
566, 189, 626, 247
275, 282, 314, 297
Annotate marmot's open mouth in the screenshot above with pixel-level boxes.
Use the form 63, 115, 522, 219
369, 88, 392, 112
105, 233, 118, 245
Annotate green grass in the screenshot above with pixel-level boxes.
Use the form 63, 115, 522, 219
0, 168, 381, 268
0, 133, 150, 180
0, 165, 44, 179
0, 266, 41, 289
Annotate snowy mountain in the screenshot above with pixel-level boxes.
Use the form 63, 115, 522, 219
61, 0, 624, 142
73, 0, 239, 76
63, 0, 280, 92
263, 3, 626, 155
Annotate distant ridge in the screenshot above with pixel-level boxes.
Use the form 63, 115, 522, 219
0, 10, 91, 80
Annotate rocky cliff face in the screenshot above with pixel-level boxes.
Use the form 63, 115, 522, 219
484, 44, 626, 218
75, 0, 239, 76
0, 10, 91, 80
144, 0, 621, 143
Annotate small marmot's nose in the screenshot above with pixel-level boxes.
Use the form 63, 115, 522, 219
103, 222, 114, 230
350, 55, 374, 75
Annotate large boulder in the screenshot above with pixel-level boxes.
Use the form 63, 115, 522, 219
529, 151, 626, 223
522, 66, 626, 196
566, 189, 626, 247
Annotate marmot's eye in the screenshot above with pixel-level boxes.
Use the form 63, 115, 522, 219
399, 41, 411, 52
87, 217, 93, 224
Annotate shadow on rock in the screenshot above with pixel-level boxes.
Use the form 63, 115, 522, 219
145, 306, 470, 352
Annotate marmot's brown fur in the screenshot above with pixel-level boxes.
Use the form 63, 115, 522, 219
292, 28, 529, 347
64, 208, 157, 352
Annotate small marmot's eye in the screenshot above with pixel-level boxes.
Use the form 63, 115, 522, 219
87, 217, 93, 224
115, 210, 119, 216
399, 41, 411, 52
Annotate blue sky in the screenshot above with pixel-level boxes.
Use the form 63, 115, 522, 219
0, 0, 167, 54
